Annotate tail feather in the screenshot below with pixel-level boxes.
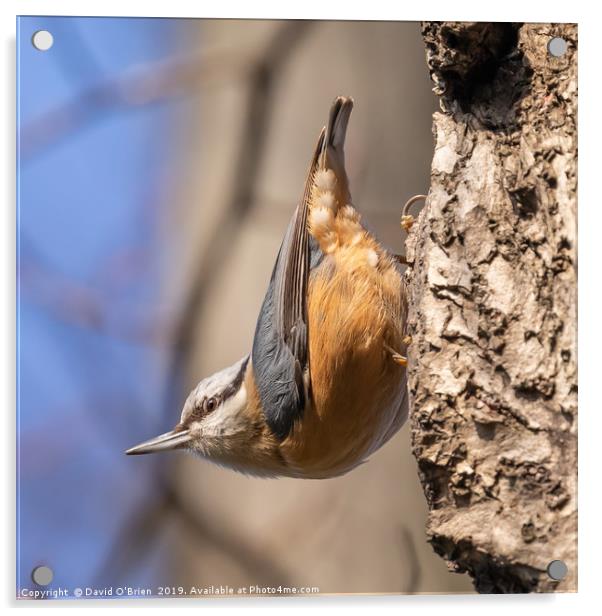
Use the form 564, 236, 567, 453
323, 96, 353, 158
319, 96, 353, 206
308, 97, 356, 253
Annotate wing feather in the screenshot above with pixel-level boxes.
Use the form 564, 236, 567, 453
252, 96, 354, 440
251, 129, 325, 439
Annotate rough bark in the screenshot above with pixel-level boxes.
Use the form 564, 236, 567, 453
405, 22, 577, 593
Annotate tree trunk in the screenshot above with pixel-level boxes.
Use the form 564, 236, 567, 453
405, 22, 577, 593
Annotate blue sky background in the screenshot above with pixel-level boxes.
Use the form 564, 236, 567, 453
17, 16, 194, 595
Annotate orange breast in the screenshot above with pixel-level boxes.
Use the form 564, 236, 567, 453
280, 242, 408, 478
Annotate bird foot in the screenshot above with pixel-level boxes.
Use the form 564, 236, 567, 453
401, 194, 427, 234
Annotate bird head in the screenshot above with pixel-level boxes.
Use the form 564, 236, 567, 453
126, 356, 250, 457
125, 356, 285, 476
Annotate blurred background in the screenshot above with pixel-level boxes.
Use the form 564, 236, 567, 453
17, 16, 473, 596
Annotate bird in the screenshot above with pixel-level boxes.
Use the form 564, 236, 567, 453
126, 96, 410, 479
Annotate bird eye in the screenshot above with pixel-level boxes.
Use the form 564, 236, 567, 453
204, 396, 218, 413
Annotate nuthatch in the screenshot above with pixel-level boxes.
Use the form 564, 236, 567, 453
127, 96, 410, 478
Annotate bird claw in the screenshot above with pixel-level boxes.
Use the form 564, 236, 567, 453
400, 214, 415, 232
392, 354, 408, 367
384, 343, 408, 367
392, 337, 413, 366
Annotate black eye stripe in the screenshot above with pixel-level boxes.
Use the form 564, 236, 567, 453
221, 356, 249, 402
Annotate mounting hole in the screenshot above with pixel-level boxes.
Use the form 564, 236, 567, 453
32, 30, 54, 51
547, 559, 568, 581
31, 565, 54, 586
547, 37, 567, 58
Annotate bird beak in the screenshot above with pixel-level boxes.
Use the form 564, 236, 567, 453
125, 429, 191, 455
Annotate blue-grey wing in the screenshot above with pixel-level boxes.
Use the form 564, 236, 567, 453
252, 129, 326, 440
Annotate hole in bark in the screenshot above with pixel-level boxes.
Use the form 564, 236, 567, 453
440, 24, 517, 98
437, 23, 531, 128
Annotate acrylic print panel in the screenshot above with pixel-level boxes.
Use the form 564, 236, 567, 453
16, 16, 577, 599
